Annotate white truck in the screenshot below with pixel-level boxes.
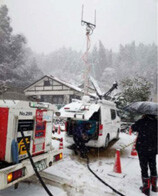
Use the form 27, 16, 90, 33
60, 80, 121, 148
0, 100, 63, 190
60, 96, 121, 148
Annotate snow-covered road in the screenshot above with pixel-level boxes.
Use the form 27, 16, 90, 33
0, 132, 157, 196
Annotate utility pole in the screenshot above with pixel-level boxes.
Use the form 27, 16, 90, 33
81, 5, 96, 95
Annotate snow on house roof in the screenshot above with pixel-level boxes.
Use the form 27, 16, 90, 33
24, 75, 83, 93
24, 75, 97, 98
49, 75, 97, 98
49, 75, 83, 93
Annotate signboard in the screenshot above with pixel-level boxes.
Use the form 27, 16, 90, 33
17, 136, 31, 159
30, 102, 49, 109
36, 109, 44, 123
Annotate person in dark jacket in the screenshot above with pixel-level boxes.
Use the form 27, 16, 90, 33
73, 122, 88, 158
131, 114, 158, 196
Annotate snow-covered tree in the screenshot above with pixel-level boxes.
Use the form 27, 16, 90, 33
112, 76, 153, 122
0, 5, 43, 88
98, 41, 107, 77
120, 75, 153, 103
90, 45, 98, 78
100, 67, 117, 91
0, 5, 12, 64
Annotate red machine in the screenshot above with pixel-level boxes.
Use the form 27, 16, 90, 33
0, 100, 63, 190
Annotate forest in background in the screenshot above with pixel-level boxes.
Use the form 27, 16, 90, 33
0, 5, 157, 98
36, 41, 157, 95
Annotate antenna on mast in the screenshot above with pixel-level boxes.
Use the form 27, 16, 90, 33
81, 5, 96, 95
81, 5, 96, 35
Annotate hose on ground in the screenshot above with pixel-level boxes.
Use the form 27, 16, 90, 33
20, 130, 53, 196
21, 129, 125, 196
86, 156, 126, 196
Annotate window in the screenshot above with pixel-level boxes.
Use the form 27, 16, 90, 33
111, 109, 116, 120
41, 95, 53, 103
44, 80, 50, 86
52, 95, 64, 104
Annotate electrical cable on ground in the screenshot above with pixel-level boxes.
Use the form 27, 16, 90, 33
86, 156, 126, 196
20, 130, 53, 196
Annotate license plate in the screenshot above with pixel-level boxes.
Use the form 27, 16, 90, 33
35, 160, 46, 172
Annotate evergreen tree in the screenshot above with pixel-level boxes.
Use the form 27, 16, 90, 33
90, 45, 98, 78
120, 75, 153, 103
35, 41, 157, 99
113, 76, 153, 121
0, 5, 43, 88
107, 49, 113, 67
98, 40, 107, 77
0, 5, 12, 64
9, 34, 26, 68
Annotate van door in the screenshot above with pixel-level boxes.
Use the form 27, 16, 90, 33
110, 109, 117, 139
101, 106, 113, 142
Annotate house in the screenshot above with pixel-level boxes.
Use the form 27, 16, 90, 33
24, 75, 96, 107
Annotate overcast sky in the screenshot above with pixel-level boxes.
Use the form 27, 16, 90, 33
1, 0, 157, 54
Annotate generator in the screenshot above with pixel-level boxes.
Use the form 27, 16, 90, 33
0, 100, 58, 164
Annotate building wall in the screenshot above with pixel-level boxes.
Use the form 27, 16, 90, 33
24, 76, 83, 105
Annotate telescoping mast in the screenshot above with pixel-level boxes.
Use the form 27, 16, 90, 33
81, 5, 96, 95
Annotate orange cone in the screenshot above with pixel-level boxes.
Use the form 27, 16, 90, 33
59, 138, 63, 150
113, 149, 122, 174
130, 138, 137, 157
129, 127, 132, 135
57, 125, 61, 134
53, 124, 56, 132
108, 149, 126, 178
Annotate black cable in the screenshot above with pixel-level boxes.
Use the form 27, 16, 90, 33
86, 156, 126, 196
21, 127, 124, 196
20, 130, 53, 196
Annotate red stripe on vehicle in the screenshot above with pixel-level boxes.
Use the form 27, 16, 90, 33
99, 124, 103, 136
0, 108, 9, 161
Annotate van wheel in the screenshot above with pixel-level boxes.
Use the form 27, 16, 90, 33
105, 135, 110, 148
116, 129, 120, 139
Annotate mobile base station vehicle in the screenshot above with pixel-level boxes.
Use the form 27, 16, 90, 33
60, 82, 121, 148
0, 100, 63, 190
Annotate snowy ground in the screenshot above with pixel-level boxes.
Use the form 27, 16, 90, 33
0, 132, 157, 196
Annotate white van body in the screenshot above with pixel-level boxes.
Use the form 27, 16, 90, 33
60, 98, 121, 148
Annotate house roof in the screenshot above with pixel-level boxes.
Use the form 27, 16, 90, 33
24, 75, 83, 93
24, 75, 97, 98
49, 75, 83, 93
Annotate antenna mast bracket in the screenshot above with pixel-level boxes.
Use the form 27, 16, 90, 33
81, 5, 96, 35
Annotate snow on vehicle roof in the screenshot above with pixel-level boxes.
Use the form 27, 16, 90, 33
0, 100, 58, 111
60, 102, 83, 119
99, 99, 116, 107
60, 98, 117, 120
60, 102, 100, 120
0, 100, 20, 107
